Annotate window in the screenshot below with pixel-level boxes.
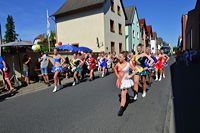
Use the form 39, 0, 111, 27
118, 24, 122, 35
119, 43, 122, 53
137, 32, 140, 39
117, 6, 121, 16
111, 42, 115, 53
111, 0, 115, 12
133, 30, 135, 38
72, 43, 79, 47
110, 20, 115, 33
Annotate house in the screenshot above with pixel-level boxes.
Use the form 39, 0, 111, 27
185, 0, 200, 50
139, 19, 148, 52
150, 32, 157, 53
146, 25, 153, 48
33, 34, 45, 45
177, 36, 182, 49
181, 14, 188, 51
52, 0, 127, 54
125, 6, 141, 52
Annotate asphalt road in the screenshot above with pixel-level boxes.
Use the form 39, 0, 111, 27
0, 65, 172, 133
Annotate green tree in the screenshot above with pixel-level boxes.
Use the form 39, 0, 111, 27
173, 47, 178, 52
4, 15, 18, 43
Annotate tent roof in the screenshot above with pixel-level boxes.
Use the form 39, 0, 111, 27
0, 41, 34, 47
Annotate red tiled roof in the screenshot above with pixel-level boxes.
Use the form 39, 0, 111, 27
146, 25, 152, 36
139, 19, 145, 28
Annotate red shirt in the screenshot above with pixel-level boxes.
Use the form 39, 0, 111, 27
87, 58, 96, 69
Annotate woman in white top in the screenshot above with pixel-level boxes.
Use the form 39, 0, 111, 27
114, 52, 137, 116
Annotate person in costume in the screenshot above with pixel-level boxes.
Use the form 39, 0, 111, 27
145, 48, 157, 86
97, 54, 102, 72
112, 52, 118, 69
154, 50, 165, 81
114, 52, 137, 116
70, 53, 84, 86
106, 53, 113, 73
86, 53, 97, 81
160, 49, 170, 78
132, 44, 154, 100
62, 57, 72, 79
48, 49, 65, 92
100, 53, 108, 78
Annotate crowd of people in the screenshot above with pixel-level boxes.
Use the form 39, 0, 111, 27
1, 44, 170, 116
113, 44, 169, 116
42, 44, 169, 116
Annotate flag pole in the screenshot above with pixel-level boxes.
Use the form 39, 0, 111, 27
47, 10, 51, 52
0, 24, 2, 56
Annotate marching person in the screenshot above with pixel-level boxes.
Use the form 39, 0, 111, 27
97, 53, 102, 72
145, 48, 157, 87
160, 49, 170, 78
86, 53, 97, 81
100, 53, 108, 78
70, 53, 84, 86
22, 54, 31, 86
62, 57, 72, 79
77, 50, 86, 81
132, 44, 154, 100
38, 51, 50, 86
48, 49, 65, 92
114, 52, 137, 116
154, 50, 165, 81
0, 56, 16, 92
112, 52, 118, 69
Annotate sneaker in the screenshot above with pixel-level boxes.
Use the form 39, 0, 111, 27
155, 75, 158, 81
142, 91, 147, 97
133, 94, 138, 100
72, 82, 76, 86
117, 106, 124, 116
102, 73, 104, 78
163, 74, 166, 78
159, 77, 162, 81
53, 86, 57, 93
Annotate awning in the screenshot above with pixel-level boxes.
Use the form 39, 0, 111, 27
0, 41, 34, 47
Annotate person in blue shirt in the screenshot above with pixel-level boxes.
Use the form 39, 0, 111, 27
0, 56, 16, 92
48, 49, 65, 92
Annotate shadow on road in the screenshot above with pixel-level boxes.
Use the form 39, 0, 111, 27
170, 62, 200, 133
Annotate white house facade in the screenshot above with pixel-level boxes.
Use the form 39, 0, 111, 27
53, 0, 127, 54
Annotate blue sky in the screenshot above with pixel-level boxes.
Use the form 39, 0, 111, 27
0, 0, 197, 46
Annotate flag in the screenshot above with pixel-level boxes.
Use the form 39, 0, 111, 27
47, 10, 51, 37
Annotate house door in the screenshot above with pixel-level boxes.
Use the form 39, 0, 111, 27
71, 43, 79, 47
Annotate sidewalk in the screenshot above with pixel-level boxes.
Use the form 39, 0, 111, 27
0, 71, 105, 100
170, 61, 200, 133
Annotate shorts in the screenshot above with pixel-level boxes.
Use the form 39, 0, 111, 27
41, 67, 48, 75
23, 71, 29, 77
3, 70, 9, 80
